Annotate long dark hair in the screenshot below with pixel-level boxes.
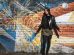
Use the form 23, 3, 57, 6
43, 8, 52, 16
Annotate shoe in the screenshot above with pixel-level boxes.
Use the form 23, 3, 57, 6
40, 51, 45, 55
46, 53, 49, 55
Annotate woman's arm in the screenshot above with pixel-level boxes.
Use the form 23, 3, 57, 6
52, 16, 60, 31
53, 28, 59, 38
52, 16, 60, 38
36, 16, 44, 34
36, 24, 42, 34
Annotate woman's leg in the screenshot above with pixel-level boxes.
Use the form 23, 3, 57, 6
46, 35, 52, 55
40, 35, 46, 55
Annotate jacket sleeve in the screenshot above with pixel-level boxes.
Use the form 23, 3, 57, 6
36, 17, 43, 34
52, 16, 60, 31
36, 24, 42, 34
52, 16, 60, 38
53, 28, 59, 38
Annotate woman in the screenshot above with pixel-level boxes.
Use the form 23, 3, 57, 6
35, 8, 60, 55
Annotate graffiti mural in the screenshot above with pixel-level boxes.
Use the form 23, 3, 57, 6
0, 0, 74, 53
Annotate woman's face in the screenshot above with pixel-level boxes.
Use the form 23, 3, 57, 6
44, 9, 49, 15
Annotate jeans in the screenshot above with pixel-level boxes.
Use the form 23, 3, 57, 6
40, 35, 52, 55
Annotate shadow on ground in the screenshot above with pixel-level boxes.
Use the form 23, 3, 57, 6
0, 52, 74, 55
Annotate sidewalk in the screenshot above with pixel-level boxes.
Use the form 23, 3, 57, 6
0, 52, 74, 55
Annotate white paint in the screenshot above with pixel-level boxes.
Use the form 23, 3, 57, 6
55, 12, 72, 22
62, 2, 68, 9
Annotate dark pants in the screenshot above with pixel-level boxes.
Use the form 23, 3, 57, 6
40, 35, 52, 55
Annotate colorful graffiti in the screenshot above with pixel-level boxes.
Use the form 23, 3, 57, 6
0, 0, 74, 53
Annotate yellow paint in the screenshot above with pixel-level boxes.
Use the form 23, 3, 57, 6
68, 11, 74, 22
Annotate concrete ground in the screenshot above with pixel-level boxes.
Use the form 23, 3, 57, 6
0, 52, 74, 55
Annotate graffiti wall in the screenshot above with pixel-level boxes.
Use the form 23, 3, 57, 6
0, 0, 74, 53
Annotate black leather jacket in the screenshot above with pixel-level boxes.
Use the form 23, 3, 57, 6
36, 15, 60, 37
40, 15, 52, 29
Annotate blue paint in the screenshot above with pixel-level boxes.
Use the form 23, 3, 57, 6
0, 2, 8, 11
0, 35, 15, 52
29, 33, 36, 42
1, 26, 16, 39
5, 28, 16, 39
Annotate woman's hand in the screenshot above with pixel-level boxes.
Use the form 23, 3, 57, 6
57, 34, 59, 38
